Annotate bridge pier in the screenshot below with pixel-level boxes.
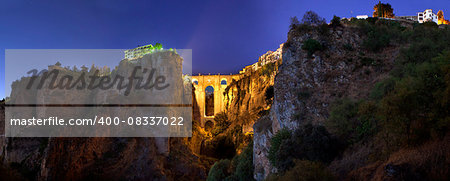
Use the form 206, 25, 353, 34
191, 74, 241, 129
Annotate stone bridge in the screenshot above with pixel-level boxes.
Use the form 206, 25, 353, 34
191, 74, 241, 128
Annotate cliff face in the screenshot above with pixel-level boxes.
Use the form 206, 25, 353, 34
253, 24, 401, 180
1, 51, 212, 180
222, 45, 282, 134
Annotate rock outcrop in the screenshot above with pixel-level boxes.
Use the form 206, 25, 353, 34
1, 51, 211, 180
253, 24, 401, 180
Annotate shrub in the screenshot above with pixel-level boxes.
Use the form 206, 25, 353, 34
269, 124, 341, 170
268, 128, 291, 168
267, 160, 336, 181
355, 101, 379, 142
289, 16, 300, 30
301, 11, 326, 26
204, 135, 236, 159
232, 142, 254, 181
363, 28, 391, 52
207, 159, 231, 181
260, 62, 275, 77
326, 98, 359, 142
369, 77, 397, 100
421, 21, 438, 28
378, 53, 449, 146
211, 112, 230, 136
318, 23, 330, 37
208, 143, 255, 181
302, 39, 323, 57
330, 15, 341, 28
360, 57, 378, 66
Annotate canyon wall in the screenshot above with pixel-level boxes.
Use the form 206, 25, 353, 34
1, 51, 212, 180
253, 24, 401, 180
223, 45, 282, 133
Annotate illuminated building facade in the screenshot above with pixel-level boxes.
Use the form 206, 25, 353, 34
417, 9, 438, 24
124, 43, 163, 60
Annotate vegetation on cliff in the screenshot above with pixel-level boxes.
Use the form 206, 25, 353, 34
262, 11, 449, 180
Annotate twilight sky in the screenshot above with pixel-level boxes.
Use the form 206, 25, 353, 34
1, 0, 449, 98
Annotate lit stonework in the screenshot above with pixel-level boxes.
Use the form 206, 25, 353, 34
124, 43, 163, 60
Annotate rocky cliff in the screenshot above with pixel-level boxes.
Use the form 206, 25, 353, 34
223, 45, 282, 134
1, 51, 212, 180
253, 23, 402, 180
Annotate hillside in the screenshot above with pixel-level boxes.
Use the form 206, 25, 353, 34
252, 15, 450, 180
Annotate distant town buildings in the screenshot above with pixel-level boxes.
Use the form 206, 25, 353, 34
239, 44, 283, 75
354, 8, 448, 25
356, 15, 369, 19
417, 9, 438, 24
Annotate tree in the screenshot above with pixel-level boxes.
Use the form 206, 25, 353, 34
289, 16, 300, 30
437, 10, 444, 20
437, 10, 447, 25
373, 1, 394, 18
330, 15, 341, 28
154, 43, 162, 50
55, 61, 61, 67
207, 159, 231, 181
301, 11, 326, 26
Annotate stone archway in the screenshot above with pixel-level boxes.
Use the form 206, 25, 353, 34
191, 74, 241, 127
205, 85, 214, 117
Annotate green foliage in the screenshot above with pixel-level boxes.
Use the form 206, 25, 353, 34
207, 159, 231, 181
302, 39, 323, 57
289, 16, 300, 30
373, 2, 394, 18
153, 43, 163, 49
360, 56, 379, 66
318, 23, 330, 37
363, 26, 391, 52
269, 125, 341, 170
369, 77, 397, 100
211, 112, 230, 136
207, 143, 255, 181
421, 21, 438, 28
267, 160, 336, 181
326, 98, 359, 142
268, 128, 291, 168
352, 18, 407, 52
204, 135, 236, 159
330, 15, 341, 28
301, 11, 326, 26
260, 62, 275, 77
378, 52, 450, 146
232, 142, 254, 181
355, 101, 379, 142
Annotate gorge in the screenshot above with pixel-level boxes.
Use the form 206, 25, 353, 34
1, 14, 450, 181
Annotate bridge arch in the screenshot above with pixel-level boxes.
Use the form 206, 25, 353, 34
220, 78, 227, 85
192, 78, 199, 85
191, 74, 241, 127
205, 85, 215, 117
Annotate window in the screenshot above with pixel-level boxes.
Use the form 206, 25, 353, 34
220, 79, 227, 85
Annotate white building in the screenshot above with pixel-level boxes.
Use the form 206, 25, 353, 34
417, 9, 438, 24
356, 15, 369, 19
